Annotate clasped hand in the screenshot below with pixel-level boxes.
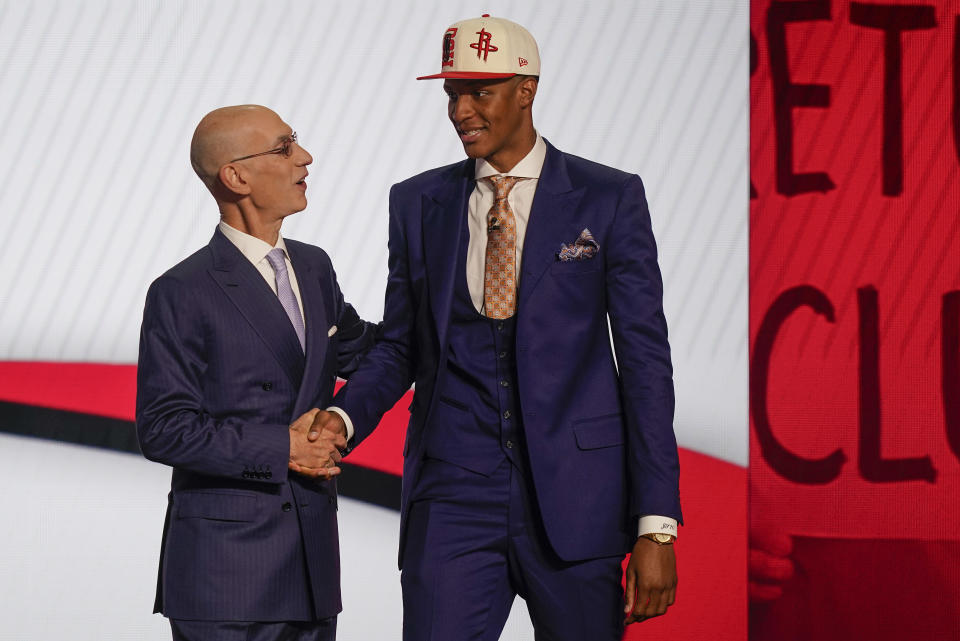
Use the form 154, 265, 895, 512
288, 409, 347, 479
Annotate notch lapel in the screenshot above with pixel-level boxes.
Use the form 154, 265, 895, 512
518, 143, 586, 309
207, 230, 306, 389
286, 243, 331, 417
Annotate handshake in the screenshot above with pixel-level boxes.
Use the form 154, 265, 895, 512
287, 409, 348, 479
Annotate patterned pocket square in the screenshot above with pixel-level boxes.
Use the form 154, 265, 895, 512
558, 228, 599, 261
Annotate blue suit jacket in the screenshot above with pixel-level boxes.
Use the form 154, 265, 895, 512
335, 141, 682, 565
136, 229, 373, 621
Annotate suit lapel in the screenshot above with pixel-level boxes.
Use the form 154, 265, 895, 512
286, 242, 331, 416
518, 142, 586, 309
207, 230, 306, 388
422, 161, 473, 353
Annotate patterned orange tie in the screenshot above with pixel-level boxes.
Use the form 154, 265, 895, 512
483, 175, 524, 319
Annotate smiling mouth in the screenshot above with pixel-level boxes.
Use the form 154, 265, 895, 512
458, 127, 484, 142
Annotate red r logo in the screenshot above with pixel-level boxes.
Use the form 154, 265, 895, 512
470, 28, 498, 61
442, 27, 458, 68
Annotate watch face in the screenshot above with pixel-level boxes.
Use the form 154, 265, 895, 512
653, 533, 674, 543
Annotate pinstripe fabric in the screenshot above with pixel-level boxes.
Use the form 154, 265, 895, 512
136, 229, 374, 621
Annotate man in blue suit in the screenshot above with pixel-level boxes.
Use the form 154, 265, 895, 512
136, 105, 375, 641
312, 15, 683, 640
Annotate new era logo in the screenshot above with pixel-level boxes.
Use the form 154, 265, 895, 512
518, 57, 528, 67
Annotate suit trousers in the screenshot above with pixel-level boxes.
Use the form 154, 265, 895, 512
169, 617, 336, 641
401, 457, 625, 641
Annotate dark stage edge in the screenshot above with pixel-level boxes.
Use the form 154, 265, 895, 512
0, 401, 401, 511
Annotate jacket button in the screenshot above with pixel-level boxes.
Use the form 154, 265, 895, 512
265, 470, 272, 479
499, 351, 507, 359
503, 410, 511, 420
242, 471, 251, 479
282, 502, 292, 512
505, 440, 514, 449
262, 382, 273, 391
500, 380, 509, 387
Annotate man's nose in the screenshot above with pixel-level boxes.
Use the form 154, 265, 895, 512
295, 143, 313, 166
450, 96, 475, 122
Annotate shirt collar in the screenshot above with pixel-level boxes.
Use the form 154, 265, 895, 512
474, 133, 547, 181
218, 220, 289, 265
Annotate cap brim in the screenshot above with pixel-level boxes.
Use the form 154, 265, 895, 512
416, 71, 518, 80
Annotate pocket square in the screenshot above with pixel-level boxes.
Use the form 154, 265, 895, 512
558, 228, 599, 261
327, 325, 338, 337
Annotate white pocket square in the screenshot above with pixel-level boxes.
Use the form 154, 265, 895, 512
327, 325, 338, 337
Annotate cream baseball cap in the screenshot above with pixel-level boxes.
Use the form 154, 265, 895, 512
417, 14, 540, 80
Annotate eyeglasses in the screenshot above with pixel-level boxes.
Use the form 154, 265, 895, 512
229, 132, 298, 162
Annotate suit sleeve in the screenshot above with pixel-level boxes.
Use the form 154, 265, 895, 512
333, 184, 418, 447
323, 256, 380, 378
605, 175, 683, 524
135, 276, 291, 483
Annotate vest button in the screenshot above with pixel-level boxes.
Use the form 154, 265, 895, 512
500, 380, 509, 387
505, 440, 514, 449
499, 351, 507, 359
503, 410, 511, 420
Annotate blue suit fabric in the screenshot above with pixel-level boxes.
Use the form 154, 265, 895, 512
136, 229, 374, 624
333, 141, 683, 637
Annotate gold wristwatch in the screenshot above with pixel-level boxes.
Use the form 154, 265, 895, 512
641, 532, 676, 545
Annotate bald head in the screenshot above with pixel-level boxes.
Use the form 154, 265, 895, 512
190, 104, 284, 193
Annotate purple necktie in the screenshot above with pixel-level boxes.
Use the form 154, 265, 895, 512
265, 248, 305, 352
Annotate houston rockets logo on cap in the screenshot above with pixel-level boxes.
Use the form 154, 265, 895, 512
442, 28, 458, 67
417, 14, 541, 80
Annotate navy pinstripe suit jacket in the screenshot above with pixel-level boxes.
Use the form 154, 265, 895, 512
136, 228, 374, 621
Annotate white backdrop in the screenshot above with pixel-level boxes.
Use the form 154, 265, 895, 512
0, 0, 747, 638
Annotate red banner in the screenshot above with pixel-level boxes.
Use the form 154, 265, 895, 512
751, 1, 960, 638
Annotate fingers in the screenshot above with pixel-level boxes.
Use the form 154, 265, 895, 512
748, 529, 794, 603
623, 568, 636, 617
749, 548, 794, 583
290, 408, 321, 434
625, 586, 670, 624
750, 528, 793, 556
750, 581, 785, 602
309, 410, 347, 441
288, 459, 342, 479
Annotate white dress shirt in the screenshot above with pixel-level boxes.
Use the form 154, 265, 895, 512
218, 221, 305, 323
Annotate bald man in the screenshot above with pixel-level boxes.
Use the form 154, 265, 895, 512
136, 105, 376, 641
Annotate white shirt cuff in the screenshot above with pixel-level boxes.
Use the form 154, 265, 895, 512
638, 516, 678, 539
326, 407, 355, 442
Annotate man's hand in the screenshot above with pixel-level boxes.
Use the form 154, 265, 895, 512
290, 408, 320, 434
749, 527, 794, 603
307, 410, 347, 441
289, 411, 346, 479
623, 537, 677, 624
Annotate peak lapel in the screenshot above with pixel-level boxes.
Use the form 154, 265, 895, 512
422, 162, 473, 352
207, 230, 306, 389
518, 143, 586, 309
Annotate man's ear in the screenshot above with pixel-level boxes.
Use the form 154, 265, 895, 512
218, 163, 252, 196
517, 76, 538, 108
